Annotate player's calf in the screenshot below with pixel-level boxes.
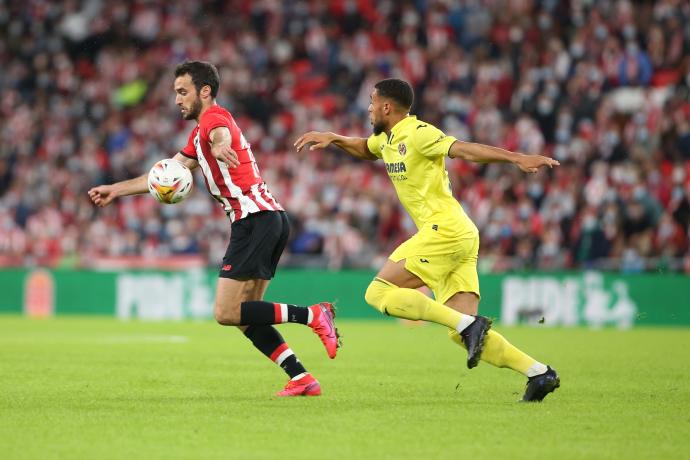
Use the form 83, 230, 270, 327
236, 299, 340, 358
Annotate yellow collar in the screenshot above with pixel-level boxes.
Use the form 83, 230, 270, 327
385, 115, 417, 144
390, 115, 417, 138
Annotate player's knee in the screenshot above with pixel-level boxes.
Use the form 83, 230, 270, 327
214, 311, 236, 326
365, 279, 430, 320
364, 282, 379, 308
365, 278, 391, 313
214, 301, 240, 326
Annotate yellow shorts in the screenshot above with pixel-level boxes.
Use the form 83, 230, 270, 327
389, 224, 480, 304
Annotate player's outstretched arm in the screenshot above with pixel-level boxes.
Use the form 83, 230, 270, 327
171, 152, 199, 171
88, 175, 148, 207
88, 153, 199, 207
294, 131, 378, 161
448, 140, 559, 173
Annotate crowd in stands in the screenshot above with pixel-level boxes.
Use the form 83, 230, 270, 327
1, 0, 690, 272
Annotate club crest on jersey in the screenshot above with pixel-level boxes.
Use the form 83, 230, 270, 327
398, 142, 407, 156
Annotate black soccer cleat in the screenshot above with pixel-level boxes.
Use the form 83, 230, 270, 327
460, 315, 492, 369
522, 366, 560, 402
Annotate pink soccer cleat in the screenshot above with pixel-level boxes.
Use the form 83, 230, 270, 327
276, 374, 322, 397
308, 302, 340, 359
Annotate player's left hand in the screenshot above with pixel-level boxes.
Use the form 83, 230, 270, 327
515, 154, 560, 173
211, 143, 239, 168
294, 131, 333, 152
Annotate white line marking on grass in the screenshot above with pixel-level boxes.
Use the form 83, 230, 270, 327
98, 335, 190, 344
0, 335, 190, 345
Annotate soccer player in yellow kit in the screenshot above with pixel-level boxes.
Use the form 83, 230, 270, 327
295, 79, 560, 401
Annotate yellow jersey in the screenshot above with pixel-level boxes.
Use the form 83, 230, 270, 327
367, 115, 477, 238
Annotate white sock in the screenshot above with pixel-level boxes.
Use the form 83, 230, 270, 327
291, 372, 308, 381
526, 362, 548, 378
455, 314, 476, 333
307, 307, 314, 325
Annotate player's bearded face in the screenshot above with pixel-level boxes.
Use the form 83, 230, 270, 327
175, 75, 204, 121
369, 93, 385, 135
369, 99, 386, 136
371, 105, 386, 135
372, 118, 386, 135
183, 95, 203, 120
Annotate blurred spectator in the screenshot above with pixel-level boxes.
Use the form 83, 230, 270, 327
1, 0, 690, 273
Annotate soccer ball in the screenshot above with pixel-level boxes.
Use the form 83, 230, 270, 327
147, 159, 193, 204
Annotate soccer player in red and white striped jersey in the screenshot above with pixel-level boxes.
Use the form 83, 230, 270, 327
88, 61, 339, 397
177, 100, 283, 222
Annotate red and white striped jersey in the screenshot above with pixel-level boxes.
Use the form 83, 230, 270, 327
180, 105, 283, 222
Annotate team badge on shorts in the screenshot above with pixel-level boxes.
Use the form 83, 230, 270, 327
398, 142, 407, 156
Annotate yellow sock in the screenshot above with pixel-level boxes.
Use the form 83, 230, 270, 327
449, 329, 540, 376
365, 278, 474, 331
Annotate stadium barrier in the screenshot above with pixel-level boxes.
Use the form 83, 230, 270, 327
1, 269, 688, 327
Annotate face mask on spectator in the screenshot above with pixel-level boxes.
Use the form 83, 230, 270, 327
605, 190, 618, 203
539, 14, 552, 30
606, 131, 620, 145
623, 24, 637, 40
595, 25, 608, 40
546, 82, 560, 98
671, 186, 684, 201
554, 144, 569, 160
633, 186, 646, 201
625, 41, 639, 54
604, 208, 618, 224
583, 215, 597, 231
528, 182, 544, 199
537, 97, 554, 114
570, 42, 585, 58
556, 129, 571, 143
672, 167, 685, 183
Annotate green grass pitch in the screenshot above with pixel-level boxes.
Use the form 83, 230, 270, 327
1, 316, 689, 460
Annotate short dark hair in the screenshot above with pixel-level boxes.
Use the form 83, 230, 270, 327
374, 79, 414, 110
174, 61, 220, 98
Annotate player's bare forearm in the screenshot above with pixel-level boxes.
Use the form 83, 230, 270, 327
449, 141, 518, 163
294, 131, 378, 161
88, 174, 147, 207
89, 154, 199, 207
331, 134, 378, 161
172, 152, 199, 171
114, 175, 149, 196
106, 154, 197, 196
448, 140, 559, 173
208, 127, 239, 167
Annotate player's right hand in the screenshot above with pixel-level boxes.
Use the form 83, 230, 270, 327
515, 154, 560, 173
211, 143, 240, 168
88, 185, 118, 207
294, 132, 333, 152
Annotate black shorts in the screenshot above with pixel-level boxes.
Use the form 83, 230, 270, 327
219, 210, 290, 280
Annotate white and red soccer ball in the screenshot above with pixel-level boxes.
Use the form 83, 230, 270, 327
147, 159, 193, 204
